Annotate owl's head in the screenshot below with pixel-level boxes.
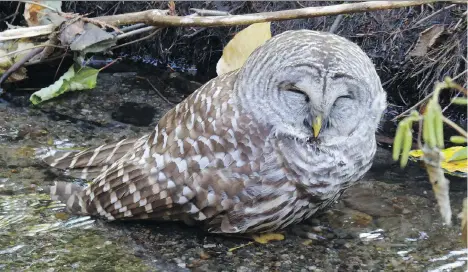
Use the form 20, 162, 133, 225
234, 30, 387, 145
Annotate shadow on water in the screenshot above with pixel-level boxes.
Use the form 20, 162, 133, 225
0, 61, 466, 271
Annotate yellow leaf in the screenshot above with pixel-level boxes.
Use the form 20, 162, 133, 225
252, 233, 284, 244
408, 149, 424, 158
216, 22, 271, 76
409, 146, 467, 177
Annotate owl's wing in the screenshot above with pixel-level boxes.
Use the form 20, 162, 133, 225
49, 71, 254, 221
44, 135, 149, 179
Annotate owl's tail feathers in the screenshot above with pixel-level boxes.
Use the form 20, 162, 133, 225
50, 181, 89, 215
43, 136, 148, 180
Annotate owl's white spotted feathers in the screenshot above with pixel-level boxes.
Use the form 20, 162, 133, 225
46, 30, 387, 234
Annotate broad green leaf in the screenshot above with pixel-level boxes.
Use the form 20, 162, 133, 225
30, 65, 99, 105
216, 22, 271, 75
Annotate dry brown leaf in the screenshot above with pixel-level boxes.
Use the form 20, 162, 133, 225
59, 20, 85, 46
0, 48, 29, 83
6, 67, 28, 83
409, 25, 445, 57
216, 22, 271, 76
168, 1, 176, 16
24, 2, 46, 26
24, 1, 64, 27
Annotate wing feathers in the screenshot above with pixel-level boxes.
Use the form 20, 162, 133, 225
44, 136, 148, 179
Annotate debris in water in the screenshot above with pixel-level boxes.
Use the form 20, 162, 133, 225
359, 229, 384, 242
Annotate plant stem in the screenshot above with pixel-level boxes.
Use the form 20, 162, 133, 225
442, 116, 468, 138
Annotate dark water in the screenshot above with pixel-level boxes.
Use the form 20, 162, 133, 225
0, 63, 466, 271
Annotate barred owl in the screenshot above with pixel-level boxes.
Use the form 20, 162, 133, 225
45, 30, 387, 234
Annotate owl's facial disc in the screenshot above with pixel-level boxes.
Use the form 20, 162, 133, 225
275, 69, 367, 144
234, 30, 387, 146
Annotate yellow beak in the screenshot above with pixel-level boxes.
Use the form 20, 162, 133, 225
312, 115, 322, 138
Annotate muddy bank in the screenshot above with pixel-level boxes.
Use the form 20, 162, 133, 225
0, 69, 466, 271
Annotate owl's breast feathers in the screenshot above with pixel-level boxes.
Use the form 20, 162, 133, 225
45, 71, 371, 234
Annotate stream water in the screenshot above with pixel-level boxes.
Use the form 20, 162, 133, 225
0, 63, 466, 271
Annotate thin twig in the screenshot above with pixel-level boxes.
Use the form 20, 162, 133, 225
114, 23, 146, 35
329, 14, 344, 33
24, 53, 71, 66
54, 48, 68, 81
414, 4, 457, 26
183, 27, 207, 38
453, 69, 468, 81
0, 13, 18, 23
117, 26, 156, 40
442, 116, 468, 138
111, 28, 161, 50
392, 91, 434, 121
98, 57, 121, 71
136, 76, 173, 105
10, 2, 21, 24
0, 44, 64, 59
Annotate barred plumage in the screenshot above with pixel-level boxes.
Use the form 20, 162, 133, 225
45, 30, 387, 234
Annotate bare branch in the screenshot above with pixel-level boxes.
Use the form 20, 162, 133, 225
97, 1, 438, 27
442, 116, 468, 138
189, 8, 231, 17
117, 26, 156, 40
0, 24, 56, 41
0, 1, 444, 42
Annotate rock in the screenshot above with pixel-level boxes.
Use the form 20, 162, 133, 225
199, 250, 211, 260
167, 72, 203, 94
111, 102, 156, 126
342, 187, 396, 217
236, 266, 252, 272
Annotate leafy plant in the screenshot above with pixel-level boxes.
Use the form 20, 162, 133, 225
392, 77, 467, 236
30, 64, 99, 105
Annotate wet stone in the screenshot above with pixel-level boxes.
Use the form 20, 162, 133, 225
111, 102, 157, 126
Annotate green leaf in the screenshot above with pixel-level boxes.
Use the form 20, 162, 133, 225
448, 146, 467, 162
30, 65, 99, 105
